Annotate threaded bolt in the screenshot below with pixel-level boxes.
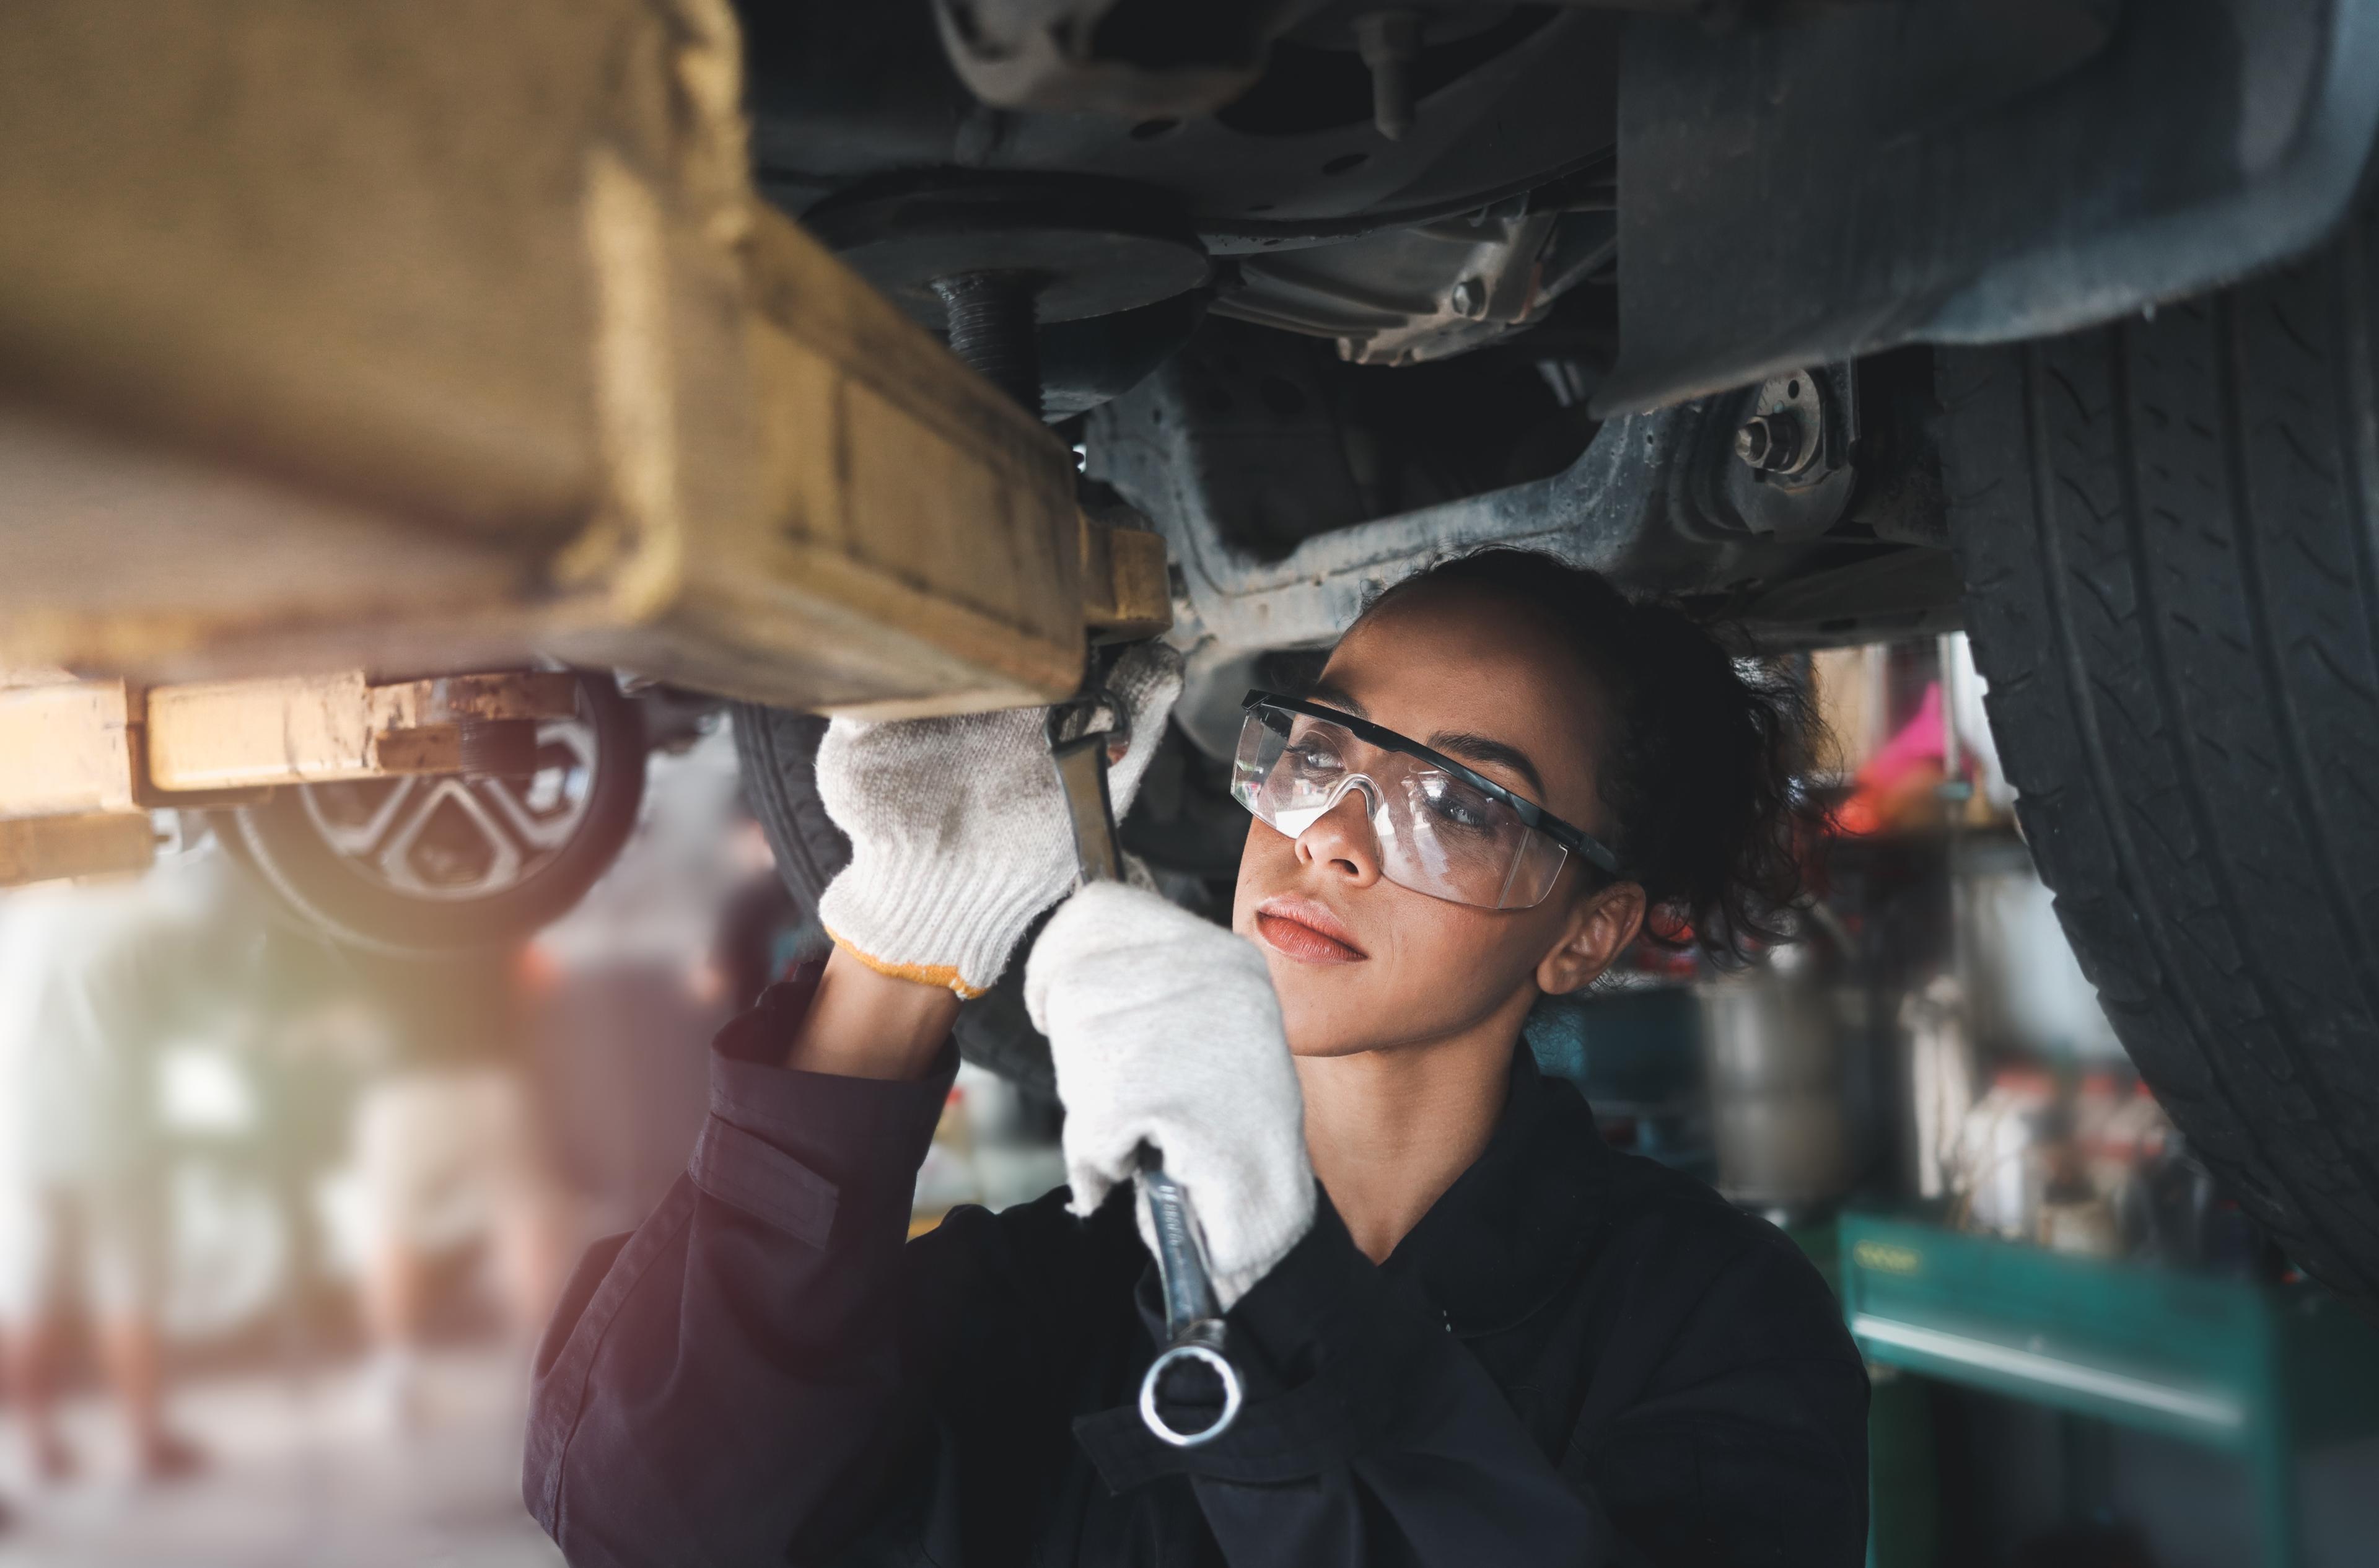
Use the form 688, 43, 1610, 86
1356, 11, 1421, 142
1735, 412, 1807, 473
932, 272, 1043, 418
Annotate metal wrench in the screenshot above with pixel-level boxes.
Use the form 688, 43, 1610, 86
1133, 1148, 1244, 1445
1045, 683, 1246, 1447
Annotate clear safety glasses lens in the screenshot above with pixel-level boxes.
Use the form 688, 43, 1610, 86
1230, 705, 1569, 909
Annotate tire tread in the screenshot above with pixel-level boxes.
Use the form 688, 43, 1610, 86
1948, 199, 2379, 1294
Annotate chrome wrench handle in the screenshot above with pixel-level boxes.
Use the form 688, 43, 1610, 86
1045, 686, 1126, 885
1134, 1149, 1245, 1447
1043, 680, 1244, 1446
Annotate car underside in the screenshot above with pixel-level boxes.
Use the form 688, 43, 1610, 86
740, 0, 2378, 716
717, 0, 2379, 1303
751, 2, 1958, 661
6, 0, 2379, 1300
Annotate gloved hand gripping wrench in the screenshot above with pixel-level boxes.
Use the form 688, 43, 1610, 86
1046, 685, 1245, 1448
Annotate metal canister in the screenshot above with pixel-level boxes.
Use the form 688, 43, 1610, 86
1697, 961, 1855, 1220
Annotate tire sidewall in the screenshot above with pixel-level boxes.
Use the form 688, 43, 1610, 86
224, 674, 647, 955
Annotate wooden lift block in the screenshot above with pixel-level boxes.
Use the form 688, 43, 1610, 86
0, 0, 1169, 720
0, 671, 591, 888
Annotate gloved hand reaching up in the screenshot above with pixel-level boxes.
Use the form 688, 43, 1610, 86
1025, 882, 1317, 1310
813, 644, 1181, 999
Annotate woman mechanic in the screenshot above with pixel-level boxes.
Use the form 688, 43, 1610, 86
525, 550, 1869, 1566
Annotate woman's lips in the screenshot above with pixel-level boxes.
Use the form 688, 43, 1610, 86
1253, 897, 1368, 964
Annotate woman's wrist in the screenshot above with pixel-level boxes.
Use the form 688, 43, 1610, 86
781, 944, 961, 1080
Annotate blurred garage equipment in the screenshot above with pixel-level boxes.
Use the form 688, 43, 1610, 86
1698, 953, 1857, 1222
1843, 1212, 2379, 1568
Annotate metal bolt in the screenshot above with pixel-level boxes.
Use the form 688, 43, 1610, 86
1355, 11, 1422, 142
1735, 416, 1774, 468
1450, 276, 1486, 318
1734, 411, 1805, 474
932, 271, 1043, 418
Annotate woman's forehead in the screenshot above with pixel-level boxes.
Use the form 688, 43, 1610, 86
1324, 588, 1604, 811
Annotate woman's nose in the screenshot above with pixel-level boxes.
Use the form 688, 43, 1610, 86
1294, 784, 1382, 887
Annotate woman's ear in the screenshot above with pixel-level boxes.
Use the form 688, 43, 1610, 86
1536, 882, 1647, 996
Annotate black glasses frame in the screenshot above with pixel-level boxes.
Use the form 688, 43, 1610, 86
1240, 690, 1622, 878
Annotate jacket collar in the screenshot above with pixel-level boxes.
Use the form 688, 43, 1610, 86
1369, 1046, 1618, 1338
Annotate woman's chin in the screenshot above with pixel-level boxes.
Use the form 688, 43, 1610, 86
1284, 1030, 1380, 1060
1276, 988, 1391, 1059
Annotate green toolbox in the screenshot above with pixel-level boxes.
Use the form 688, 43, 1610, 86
1837, 1212, 2379, 1568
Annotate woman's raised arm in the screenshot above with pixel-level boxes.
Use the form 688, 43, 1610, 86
523, 968, 964, 1564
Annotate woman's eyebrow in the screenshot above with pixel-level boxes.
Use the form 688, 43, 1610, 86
1305, 680, 1369, 717
1427, 730, 1546, 797
1308, 680, 1547, 795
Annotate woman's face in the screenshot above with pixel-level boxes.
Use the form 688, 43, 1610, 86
1230, 581, 1645, 1059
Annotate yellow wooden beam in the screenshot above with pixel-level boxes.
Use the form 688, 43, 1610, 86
1081, 517, 1174, 644
0, 682, 141, 818
0, 812, 155, 890
0, 671, 584, 817
144, 672, 581, 793
0, 0, 1158, 716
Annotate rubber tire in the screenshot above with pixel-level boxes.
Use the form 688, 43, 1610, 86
729, 703, 1058, 1095
219, 673, 646, 957
1942, 198, 2379, 1297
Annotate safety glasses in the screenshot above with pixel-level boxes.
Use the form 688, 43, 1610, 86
1231, 690, 1620, 909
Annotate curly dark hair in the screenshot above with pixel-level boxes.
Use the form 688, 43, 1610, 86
1356, 548, 1822, 965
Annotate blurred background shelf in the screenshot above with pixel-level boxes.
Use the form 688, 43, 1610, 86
1835, 1212, 2379, 1568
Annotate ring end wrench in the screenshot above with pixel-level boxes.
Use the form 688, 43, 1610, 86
1045, 678, 1245, 1446
1045, 686, 1126, 887
1134, 1147, 1244, 1447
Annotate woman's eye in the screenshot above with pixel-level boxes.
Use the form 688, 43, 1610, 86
1420, 784, 1500, 834
1285, 740, 1344, 774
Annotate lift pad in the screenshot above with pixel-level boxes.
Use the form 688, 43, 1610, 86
0, 0, 1165, 720
0, 814, 157, 891
0, 672, 581, 815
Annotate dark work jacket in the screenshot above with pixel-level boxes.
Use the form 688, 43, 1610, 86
524, 965, 1869, 1567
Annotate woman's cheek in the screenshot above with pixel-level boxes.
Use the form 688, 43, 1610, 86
1395, 908, 1501, 1003
1229, 817, 1289, 939
1385, 901, 1551, 1036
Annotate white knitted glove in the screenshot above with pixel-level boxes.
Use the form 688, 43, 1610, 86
813, 644, 1181, 999
1024, 882, 1317, 1310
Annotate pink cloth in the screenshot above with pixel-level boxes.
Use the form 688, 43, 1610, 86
1857, 680, 1944, 791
